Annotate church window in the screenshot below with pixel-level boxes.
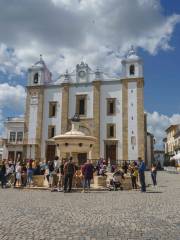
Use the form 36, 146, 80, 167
107, 98, 116, 115
48, 125, 55, 138
49, 102, 57, 118
9, 132, 16, 142
33, 73, 39, 84
17, 132, 23, 142
130, 65, 135, 75
76, 95, 87, 116
107, 124, 116, 138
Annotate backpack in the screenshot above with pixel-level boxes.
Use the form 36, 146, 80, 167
48, 162, 54, 172
66, 163, 75, 175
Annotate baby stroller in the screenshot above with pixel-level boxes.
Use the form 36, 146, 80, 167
107, 170, 124, 191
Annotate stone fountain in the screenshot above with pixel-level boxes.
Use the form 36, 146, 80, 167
53, 114, 96, 164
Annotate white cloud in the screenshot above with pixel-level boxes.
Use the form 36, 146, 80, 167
0, 0, 179, 77
147, 112, 180, 149
0, 83, 26, 135
0, 109, 3, 137
0, 83, 26, 112
0, 43, 24, 77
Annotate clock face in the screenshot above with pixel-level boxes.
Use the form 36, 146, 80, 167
78, 70, 86, 78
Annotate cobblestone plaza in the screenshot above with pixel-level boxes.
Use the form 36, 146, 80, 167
0, 172, 180, 240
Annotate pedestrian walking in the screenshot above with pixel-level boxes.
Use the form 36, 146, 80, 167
138, 157, 146, 192
151, 163, 157, 187
81, 159, 94, 192
63, 157, 76, 193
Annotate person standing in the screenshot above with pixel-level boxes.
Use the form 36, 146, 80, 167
27, 161, 34, 187
132, 166, 138, 189
63, 157, 76, 193
48, 160, 55, 188
15, 162, 22, 187
122, 161, 128, 174
151, 163, 157, 187
53, 156, 60, 188
82, 159, 94, 192
1, 161, 7, 188
138, 157, 146, 192
58, 158, 65, 191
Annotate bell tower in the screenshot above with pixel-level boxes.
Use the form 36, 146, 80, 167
27, 55, 52, 86
121, 47, 145, 161
24, 56, 51, 161
121, 46, 143, 79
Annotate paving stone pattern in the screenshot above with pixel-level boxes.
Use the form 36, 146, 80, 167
0, 172, 180, 240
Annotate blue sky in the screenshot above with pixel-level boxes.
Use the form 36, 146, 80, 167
143, 0, 180, 115
0, 0, 180, 147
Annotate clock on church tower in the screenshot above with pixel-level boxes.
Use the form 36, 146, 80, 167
76, 61, 90, 83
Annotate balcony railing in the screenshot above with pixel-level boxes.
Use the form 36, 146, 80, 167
6, 117, 24, 122
7, 140, 24, 144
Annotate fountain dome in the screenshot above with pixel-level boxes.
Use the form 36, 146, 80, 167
53, 114, 96, 161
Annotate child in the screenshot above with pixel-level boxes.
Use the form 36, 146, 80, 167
132, 166, 138, 189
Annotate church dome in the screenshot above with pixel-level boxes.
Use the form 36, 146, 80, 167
126, 46, 141, 62
31, 55, 46, 68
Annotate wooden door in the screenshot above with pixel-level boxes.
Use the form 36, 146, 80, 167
46, 145, 56, 161
106, 145, 116, 165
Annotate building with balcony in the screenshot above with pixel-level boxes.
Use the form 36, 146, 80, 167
2, 117, 24, 161
164, 124, 180, 157
174, 129, 180, 154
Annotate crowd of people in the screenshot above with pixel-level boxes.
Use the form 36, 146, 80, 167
0, 157, 158, 192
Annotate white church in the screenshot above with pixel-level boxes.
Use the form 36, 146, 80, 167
2, 47, 146, 165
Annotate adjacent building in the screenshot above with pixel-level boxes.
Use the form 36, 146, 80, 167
2, 117, 24, 162
164, 124, 180, 157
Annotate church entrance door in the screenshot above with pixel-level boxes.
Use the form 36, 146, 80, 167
105, 144, 116, 165
46, 145, 56, 161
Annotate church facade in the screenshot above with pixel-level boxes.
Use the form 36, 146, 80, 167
23, 48, 145, 164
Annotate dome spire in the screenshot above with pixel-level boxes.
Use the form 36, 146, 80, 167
127, 45, 136, 57
40, 54, 43, 61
